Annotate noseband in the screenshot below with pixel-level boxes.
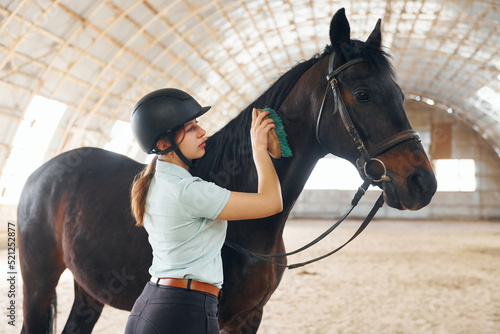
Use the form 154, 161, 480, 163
315, 53, 421, 182
225, 53, 422, 269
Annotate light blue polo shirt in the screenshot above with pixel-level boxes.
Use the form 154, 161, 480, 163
143, 160, 231, 288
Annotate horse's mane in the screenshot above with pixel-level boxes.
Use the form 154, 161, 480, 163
193, 40, 394, 184
193, 50, 328, 181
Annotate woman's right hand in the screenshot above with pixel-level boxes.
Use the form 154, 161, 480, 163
251, 108, 276, 155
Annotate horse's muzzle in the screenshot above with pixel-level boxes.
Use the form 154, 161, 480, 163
382, 165, 437, 210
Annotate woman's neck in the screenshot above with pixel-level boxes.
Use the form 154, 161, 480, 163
158, 154, 190, 171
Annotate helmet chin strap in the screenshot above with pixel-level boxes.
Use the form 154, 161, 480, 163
157, 130, 194, 169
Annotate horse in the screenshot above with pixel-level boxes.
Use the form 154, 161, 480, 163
18, 8, 437, 333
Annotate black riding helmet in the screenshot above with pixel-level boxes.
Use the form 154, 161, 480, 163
131, 88, 210, 167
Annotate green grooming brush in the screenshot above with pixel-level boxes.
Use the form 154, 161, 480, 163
257, 107, 293, 158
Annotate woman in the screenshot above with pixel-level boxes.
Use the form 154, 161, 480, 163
125, 88, 282, 333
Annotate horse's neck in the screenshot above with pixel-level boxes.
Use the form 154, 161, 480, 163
197, 58, 330, 243
259, 70, 331, 242
274, 69, 329, 210
276, 138, 324, 210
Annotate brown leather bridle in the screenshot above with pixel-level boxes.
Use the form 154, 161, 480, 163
225, 53, 422, 269
316, 52, 421, 182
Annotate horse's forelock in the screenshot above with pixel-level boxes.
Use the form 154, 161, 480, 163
330, 40, 395, 78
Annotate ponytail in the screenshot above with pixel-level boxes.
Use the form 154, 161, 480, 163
131, 155, 158, 226
130, 126, 185, 226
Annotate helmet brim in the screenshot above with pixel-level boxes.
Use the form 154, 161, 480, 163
186, 105, 211, 124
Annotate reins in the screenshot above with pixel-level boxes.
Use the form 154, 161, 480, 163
224, 177, 384, 269
225, 52, 421, 269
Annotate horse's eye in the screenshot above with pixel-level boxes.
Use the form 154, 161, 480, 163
354, 92, 370, 102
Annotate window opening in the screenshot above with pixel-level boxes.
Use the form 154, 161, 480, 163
434, 159, 476, 192
0, 95, 66, 204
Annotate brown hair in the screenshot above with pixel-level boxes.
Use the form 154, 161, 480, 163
130, 127, 185, 226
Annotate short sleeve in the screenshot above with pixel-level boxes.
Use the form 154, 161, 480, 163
179, 178, 231, 219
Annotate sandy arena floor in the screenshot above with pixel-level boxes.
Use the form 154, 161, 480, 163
1, 219, 499, 333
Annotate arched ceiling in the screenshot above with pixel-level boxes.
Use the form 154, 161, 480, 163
1, 0, 499, 170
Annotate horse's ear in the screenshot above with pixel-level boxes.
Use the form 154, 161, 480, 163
366, 19, 382, 48
329, 8, 350, 45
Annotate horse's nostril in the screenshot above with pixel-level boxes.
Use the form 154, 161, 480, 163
409, 175, 425, 196
408, 170, 437, 197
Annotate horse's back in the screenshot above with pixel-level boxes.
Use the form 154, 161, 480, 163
18, 147, 151, 310
18, 147, 140, 231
